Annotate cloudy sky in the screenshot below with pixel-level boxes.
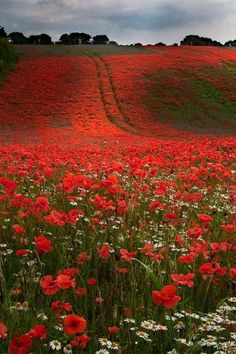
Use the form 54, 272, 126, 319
0, 0, 235, 44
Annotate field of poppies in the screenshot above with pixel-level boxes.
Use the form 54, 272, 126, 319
0, 45, 236, 353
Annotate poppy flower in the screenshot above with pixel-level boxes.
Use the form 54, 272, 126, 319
16, 249, 29, 257
97, 244, 110, 260
12, 224, 25, 235
120, 249, 137, 262
197, 213, 212, 224
34, 235, 52, 256
108, 326, 119, 334
56, 274, 76, 289
34, 196, 49, 212
152, 285, 181, 309
178, 254, 194, 264
229, 268, 236, 278
0, 321, 7, 339
9, 334, 32, 354
171, 273, 195, 287
50, 301, 72, 315
28, 325, 47, 339
187, 227, 203, 239
39, 275, 59, 295
70, 333, 90, 349
63, 314, 87, 335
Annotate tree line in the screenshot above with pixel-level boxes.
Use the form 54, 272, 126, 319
0, 27, 111, 45
0, 26, 236, 46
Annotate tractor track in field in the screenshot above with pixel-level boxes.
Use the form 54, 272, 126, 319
93, 56, 140, 135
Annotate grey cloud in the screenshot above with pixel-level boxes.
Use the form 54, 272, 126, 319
0, 0, 235, 43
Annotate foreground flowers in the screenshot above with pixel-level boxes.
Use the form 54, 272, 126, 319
152, 285, 181, 309
0, 46, 236, 353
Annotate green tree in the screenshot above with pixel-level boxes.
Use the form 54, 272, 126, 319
93, 34, 109, 45
181, 35, 222, 46
225, 39, 236, 47
0, 26, 7, 38
59, 33, 70, 44
8, 32, 28, 44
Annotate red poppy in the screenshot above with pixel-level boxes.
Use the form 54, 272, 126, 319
0, 321, 7, 339
9, 334, 32, 354
152, 285, 181, 309
56, 274, 76, 289
171, 273, 195, 287
108, 326, 119, 334
44, 210, 65, 226
12, 224, 25, 235
120, 249, 138, 262
178, 254, 194, 264
34, 235, 52, 256
187, 227, 203, 239
97, 244, 110, 260
197, 213, 212, 224
229, 268, 236, 278
199, 262, 226, 277
28, 325, 47, 339
50, 301, 72, 315
16, 249, 29, 257
71, 333, 90, 349
39, 275, 59, 295
34, 196, 49, 212
76, 251, 91, 265
76, 287, 86, 296
87, 278, 96, 286
63, 314, 87, 335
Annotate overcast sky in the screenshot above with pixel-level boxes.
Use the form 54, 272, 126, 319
0, 0, 235, 44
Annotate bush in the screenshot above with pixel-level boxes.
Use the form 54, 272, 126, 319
0, 38, 18, 82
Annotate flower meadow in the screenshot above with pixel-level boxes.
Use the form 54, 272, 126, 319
0, 46, 236, 353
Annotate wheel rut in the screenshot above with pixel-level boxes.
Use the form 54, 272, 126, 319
93, 56, 140, 135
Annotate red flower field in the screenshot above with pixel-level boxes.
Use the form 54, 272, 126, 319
0, 45, 236, 353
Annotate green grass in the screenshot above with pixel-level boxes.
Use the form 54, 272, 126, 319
0, 38, 18, 84
144, 64, 236, 135
14, 44, 153, 57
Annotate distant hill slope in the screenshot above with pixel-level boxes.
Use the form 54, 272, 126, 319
0, 45, 235, 144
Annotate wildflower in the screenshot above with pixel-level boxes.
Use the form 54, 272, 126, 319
152, 285, 181, 309
171, 273, 195, 287
108, 326, 119, 334
97, 244, 110, 260
63, 314, 87, 335
9, 334, 32, 354
187, 227, 203, 239
71, 334, 90, 349
56, 274, 76, 289
34, 235, 53, 256
136, 331, 151, 341
12, 224, 25, 235
16, 249, 29, 256
96, 350, 110, 354
177, 254, 194, 264
87, 278, 97, 286
50, 301, 72, 316
229, 268, 236, 278
197, 214, 213, 224
34, 196, 49, 212
98, 338, 112, 346
39, 275, 59, 295
63, 344, 72, 353
29, 324, 47, 339
120, 248, 137, 262
49, 340, 62, 350
0, 321, 7, 339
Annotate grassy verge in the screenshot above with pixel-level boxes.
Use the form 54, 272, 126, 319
0, 38, 18, 84
144, 64, 236, 135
